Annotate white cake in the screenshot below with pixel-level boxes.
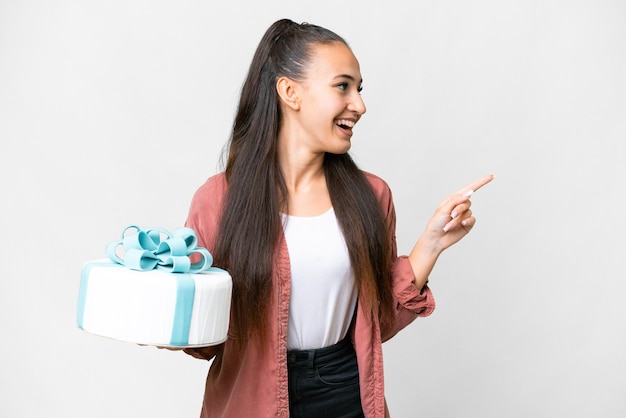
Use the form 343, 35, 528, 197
76, 226, 232, 347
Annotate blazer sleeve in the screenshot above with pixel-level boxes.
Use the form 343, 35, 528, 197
181, 173, 228, 361
364, 173, 436, 342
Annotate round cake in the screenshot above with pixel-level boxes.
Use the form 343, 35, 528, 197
76, 226, 232, 347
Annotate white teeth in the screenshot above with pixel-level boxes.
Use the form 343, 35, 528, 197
335, 119, 355, 128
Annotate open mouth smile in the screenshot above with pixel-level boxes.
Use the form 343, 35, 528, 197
335, 118, 356, 130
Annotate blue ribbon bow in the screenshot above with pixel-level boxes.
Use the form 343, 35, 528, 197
106, 225, 213, 274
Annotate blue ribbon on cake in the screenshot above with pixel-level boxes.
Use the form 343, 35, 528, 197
78, 225, 217, 347
105, 225, 213, 274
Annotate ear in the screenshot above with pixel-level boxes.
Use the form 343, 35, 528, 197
276, 76, 301, 111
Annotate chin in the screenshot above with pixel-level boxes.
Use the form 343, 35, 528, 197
328, 142, 352, 155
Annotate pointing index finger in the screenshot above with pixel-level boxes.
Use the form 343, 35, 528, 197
460, 174, 496, 196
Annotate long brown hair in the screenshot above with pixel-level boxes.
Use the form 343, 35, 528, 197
213, 19, 394, 343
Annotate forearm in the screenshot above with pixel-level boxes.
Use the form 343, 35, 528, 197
408, 234, 443, 291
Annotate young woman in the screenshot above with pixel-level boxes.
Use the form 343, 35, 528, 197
183, 18, 494, 418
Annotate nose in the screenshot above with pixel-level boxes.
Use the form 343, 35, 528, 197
348, 93, 367, 116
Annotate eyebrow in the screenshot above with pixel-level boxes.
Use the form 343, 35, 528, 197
333, 74, 363, 84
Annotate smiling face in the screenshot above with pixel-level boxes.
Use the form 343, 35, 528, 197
280, 41, 367, 156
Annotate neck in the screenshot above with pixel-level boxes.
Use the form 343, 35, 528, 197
277, 133, 325, 193
277, 129, 332, 216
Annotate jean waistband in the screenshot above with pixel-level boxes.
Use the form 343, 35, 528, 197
287, 336, 353, 366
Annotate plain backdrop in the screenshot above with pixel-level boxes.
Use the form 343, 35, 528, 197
1, 0, 625, 417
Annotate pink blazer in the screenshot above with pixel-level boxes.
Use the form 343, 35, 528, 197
184, 172, 435, 417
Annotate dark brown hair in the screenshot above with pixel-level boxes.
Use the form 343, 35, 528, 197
213, 19, 394, 343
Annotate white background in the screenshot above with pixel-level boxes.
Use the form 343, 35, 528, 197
1, 1, 625, 417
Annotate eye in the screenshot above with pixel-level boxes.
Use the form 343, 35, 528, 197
336, 82, 363, 95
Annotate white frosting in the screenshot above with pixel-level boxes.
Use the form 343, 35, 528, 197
78, 261, 232, 347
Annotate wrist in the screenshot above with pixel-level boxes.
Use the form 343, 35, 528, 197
408, 236, 442, 290
413, 234, 444, 260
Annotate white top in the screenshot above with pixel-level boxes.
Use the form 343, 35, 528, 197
281, 208, 357, 350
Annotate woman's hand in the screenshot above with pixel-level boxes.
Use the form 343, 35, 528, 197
183, 346, 220, 361
408, 174, 495, 289
424, 174, 495, 252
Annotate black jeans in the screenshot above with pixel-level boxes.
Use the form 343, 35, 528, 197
287, 337, 365, 418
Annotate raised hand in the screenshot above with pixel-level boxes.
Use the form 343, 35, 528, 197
408, 174, 495, 289
425, 174, 495, 252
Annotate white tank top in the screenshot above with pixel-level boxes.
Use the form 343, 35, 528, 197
281, 208, 357, 350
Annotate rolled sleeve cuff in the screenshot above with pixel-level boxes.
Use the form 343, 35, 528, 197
393, 255, 436, 317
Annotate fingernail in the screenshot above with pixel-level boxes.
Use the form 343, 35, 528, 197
443, 225, 449, 232
451, 211, 457, 219
463, 190, 474, 198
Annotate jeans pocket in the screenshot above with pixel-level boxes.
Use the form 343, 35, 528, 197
315, 353, 360, 386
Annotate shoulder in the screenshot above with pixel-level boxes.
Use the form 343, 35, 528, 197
196, 172, 227, 196
185, 172, 227, 248
362, 171, 390, 189
187, 172, 228, 221
189, 172, 227, 208
362, 171, 393, 203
